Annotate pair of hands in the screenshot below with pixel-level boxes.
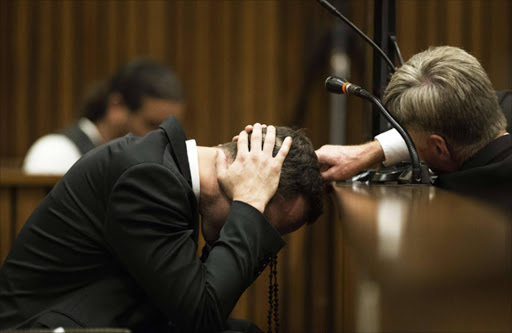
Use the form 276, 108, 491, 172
216, 123, 292, 213
216, 123, 385, 212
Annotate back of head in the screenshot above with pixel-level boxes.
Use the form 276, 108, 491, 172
221, 127, 324, 224
384, 46, 507, 160
81, 58, 183, 122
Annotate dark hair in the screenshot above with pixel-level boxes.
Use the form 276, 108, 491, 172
221, 127, 324, 224
80, 58, 183, 122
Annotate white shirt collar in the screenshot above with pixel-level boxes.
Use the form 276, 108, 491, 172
78, 117, 103, 146
185, 139, 201, 202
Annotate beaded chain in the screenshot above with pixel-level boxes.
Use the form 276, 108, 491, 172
267, 254, 279, 333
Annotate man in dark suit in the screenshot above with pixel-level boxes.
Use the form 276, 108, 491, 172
316, 46, 511, 217
0, 120, 323, 332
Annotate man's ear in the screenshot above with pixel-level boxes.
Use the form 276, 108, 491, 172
105, 93, 129, 123
215, 149, 229, 174
423, 134, 461, 173
427, 134, 452, 160
107, 93, 123, 108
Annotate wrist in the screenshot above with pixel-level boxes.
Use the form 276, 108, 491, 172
353, 141, 385, 170
365, 140, 385, 165
233, 197, 266, 213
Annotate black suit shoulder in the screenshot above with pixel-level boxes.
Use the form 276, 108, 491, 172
435, 134, 512, 218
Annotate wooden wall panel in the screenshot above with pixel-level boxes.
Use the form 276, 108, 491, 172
396, 0, 512, 90
281, 226, 308, 333
0, 188, 12, 264
12, 1, 31, 156
0, 0, 9, 143
1, 0, 510, 154
0, 0, 332, 160
345, 0, 375, 144
488, 0, 512, 90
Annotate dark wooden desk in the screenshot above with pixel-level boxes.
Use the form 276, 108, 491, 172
331, 183, 512, 332
0, 167, 60, 263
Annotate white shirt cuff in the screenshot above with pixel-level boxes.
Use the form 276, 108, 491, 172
185, 139, 201, 203
374, 129, 410, 167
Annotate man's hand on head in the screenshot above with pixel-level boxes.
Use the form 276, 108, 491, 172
315, 141, 385, 182
231, 124, 267, 142
217, 123, 292, 213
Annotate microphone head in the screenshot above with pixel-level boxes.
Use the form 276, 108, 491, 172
325, 76, 348, 94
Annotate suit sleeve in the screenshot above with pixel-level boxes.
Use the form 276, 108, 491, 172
104, 163, 284, 333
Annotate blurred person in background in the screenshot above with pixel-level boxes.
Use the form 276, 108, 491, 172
22, 58, 185, 175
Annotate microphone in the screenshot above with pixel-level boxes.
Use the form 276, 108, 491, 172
325, 76, 430, 184
316, 0, 396, 72
325, 76, 363, 96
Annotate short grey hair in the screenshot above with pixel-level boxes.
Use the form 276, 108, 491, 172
383, 46, 507, 161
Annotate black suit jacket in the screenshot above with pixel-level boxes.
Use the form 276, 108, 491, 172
0, 117, 284, 332
434, 134, 512, 218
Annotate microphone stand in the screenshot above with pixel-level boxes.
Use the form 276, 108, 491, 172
357, 90, 429, 184
317, 0, 429, 184
325, 76, 430, 184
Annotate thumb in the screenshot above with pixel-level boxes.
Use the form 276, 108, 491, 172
315, 150, 331, 165
321, 167, 338, 182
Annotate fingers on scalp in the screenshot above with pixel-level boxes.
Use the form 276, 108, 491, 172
237, 130, 249, 154
275, 136, 292, 162
251, 123, 262, 151
263, 125, 276, 153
